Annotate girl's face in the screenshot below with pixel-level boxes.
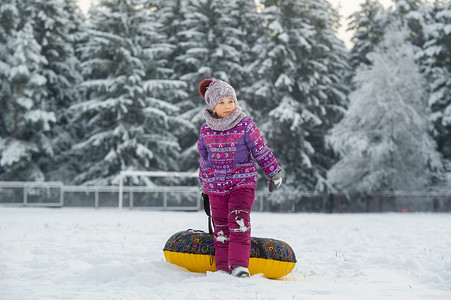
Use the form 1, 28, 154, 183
213, 97, 236, 118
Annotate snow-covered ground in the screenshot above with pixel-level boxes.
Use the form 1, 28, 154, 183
1, 208, 450, 300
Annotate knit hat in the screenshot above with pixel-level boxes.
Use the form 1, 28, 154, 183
198, 79, 237, 110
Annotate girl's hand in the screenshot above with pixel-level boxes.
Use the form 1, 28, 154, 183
267, 171, 282, 192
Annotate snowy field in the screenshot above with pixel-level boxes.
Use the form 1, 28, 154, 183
1, 208, 450, 300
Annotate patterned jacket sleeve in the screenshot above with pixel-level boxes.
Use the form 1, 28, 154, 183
197, 135, 208, 185
244, 118, 281, 178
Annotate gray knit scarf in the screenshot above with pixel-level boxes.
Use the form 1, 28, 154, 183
203, 106, 247, 131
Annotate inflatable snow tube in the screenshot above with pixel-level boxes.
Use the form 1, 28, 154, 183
163, 229, 296, 279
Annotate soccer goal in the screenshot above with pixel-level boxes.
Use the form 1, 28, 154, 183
118, 170, 199, 210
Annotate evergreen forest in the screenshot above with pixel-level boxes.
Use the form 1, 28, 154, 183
1, 0, 450, 194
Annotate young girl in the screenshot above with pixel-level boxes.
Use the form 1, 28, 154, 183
197, 78, 282, 277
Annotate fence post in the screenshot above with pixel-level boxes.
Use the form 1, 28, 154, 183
95, 188, 99, 209
23, 184, 28, 207
118, 173, 123, 209
163, 190, 167, 210
129, 189, 133, 209
60, 183, 64, 207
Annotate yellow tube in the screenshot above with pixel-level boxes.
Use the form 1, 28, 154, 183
164, 250, 295, 279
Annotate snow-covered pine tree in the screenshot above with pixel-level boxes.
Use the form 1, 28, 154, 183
0, 21, 56, 181
21, 0, 83, 113
17, 0, 85, 182
141, 2, 190, 174
327, 27, 443, 193
0, 0, 18, 177
0, 0, 19, 137
349, 0, 431, 72
216, 0, 260, 94
174, 0, 228, 121
174, 0, 254, 91
348, 0, 390, 70
392, 0, 430, 48
231, 0, 267, 119
248, 0, 349, 192
0, 0, 18, 46
73, 0, 185, 185
155, 0, 199, 172
171, 0, 258, 170
419, 0, 451, 161
156, 0, 185, 75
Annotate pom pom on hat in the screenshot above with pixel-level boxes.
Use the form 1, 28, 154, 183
199, 79, 213, 99
198, 78, 237, 110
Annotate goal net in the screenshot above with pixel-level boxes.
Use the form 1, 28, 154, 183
118, 171, 199, 210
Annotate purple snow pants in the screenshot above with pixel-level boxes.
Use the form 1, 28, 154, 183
209, 188, 255, 272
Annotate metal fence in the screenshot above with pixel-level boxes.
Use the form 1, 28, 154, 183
0, 181, 450, 212
259, 192, 451, 213
0, 181, 200, 210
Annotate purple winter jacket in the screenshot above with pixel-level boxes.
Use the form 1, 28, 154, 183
198, 117, 281, 196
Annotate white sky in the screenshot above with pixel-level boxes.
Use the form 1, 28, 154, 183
76, 0, 393, 49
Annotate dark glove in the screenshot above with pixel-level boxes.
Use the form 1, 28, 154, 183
266, 171, 282, 192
